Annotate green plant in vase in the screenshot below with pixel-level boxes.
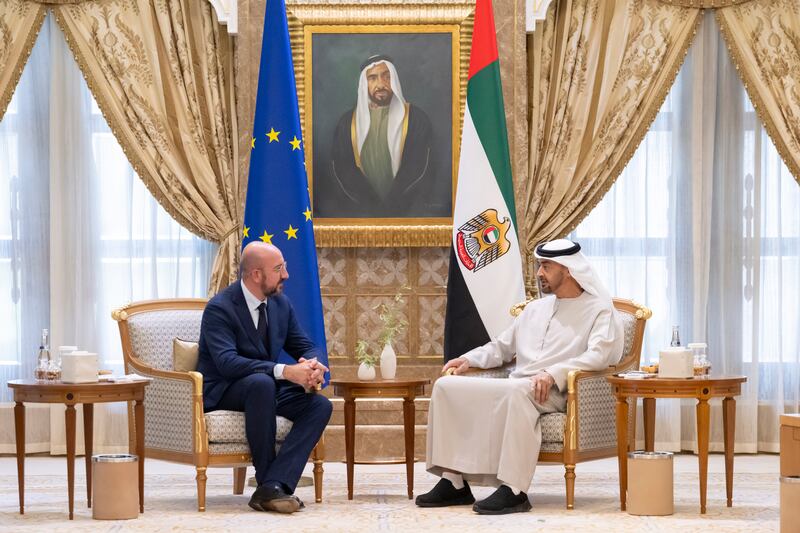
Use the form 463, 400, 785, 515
355, 339, 377, 380
374, 288, 408, 379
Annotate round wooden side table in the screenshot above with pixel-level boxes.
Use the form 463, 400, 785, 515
606, 374, 746, 514
331, 378, 430, 500
8, 379, 148, 520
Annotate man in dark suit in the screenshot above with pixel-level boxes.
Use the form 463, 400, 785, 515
197, 242, 332, 513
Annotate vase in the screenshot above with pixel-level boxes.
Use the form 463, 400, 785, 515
357, 362, 376, 380
380, 343, 397, 379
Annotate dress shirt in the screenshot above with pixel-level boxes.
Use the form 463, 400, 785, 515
240, 280, 285, 379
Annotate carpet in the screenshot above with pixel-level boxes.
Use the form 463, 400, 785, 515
0, 458, 781, 532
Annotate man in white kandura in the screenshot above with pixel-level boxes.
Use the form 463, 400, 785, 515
416, 239, 624, 515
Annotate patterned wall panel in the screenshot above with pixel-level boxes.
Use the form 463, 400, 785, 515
320, 248, 448, 365
418, 295, 446, 356
418, 247, 449, 287
355, 248, 409, 287
322, 295, 347, 357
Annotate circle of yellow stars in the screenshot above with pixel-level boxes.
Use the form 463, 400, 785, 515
244, 125, 310, 245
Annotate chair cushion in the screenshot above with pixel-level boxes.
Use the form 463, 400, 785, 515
205, 410, 293, 444
172, 338, 199, 372
541, 412, 566, 444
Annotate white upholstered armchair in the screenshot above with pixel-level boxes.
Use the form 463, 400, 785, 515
461, 297, 650, 509
112, 298, 324, 511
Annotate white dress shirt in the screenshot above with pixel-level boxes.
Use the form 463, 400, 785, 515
240, 280, 285, 379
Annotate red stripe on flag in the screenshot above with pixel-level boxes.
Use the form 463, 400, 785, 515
467, 0, 499, 80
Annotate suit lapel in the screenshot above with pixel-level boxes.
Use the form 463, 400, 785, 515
232, 284, 266, 356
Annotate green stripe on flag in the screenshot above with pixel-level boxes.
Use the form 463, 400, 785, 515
466, 61, 517, 229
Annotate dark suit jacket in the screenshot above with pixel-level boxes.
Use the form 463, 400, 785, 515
197, 281, 321, 409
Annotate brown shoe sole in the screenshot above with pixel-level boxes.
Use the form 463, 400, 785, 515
249, 496, 300, 514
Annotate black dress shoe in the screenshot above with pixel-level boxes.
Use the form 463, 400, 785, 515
248, 483, 300, 514
472, 485, 531, 515
292, 495, 305, 509
415, 479, 475, 507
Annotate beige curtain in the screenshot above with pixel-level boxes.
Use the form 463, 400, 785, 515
0, 1, 47, 119
51, 0, 240, 294
717, 0, 800, 184
525, 0, 700, 287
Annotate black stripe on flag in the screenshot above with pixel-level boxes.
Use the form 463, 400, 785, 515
443, 247, 490, 362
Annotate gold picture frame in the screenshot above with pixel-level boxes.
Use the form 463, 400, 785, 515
287, 2, 475, 247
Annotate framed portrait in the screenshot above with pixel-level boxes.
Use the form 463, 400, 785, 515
287, 2, 475, 247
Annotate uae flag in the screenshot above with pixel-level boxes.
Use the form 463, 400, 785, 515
443, 0, 525, 361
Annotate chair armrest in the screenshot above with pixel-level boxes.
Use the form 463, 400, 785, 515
566, 365, 631, 453
126, 356, 206, 456
445, 361, 514, 379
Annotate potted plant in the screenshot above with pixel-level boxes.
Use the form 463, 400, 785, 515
355, 339, 377, 380
374, 288, 408, 379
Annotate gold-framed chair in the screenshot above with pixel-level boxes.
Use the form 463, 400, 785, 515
461, 297, 650, 509
112, 298, 324, 511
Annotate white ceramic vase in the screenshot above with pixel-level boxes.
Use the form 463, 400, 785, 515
357, 362, 376, 380
380, 343, 397, 379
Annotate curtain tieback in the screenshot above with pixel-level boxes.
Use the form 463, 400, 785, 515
220, 224, 239, 241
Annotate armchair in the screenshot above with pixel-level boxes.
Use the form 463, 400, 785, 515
112, 298, 324, 511
463, 297, 650, 509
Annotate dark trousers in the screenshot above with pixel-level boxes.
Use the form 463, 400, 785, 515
208, 373, 332, 491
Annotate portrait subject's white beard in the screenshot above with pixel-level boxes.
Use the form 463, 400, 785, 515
355, 60, 406, 176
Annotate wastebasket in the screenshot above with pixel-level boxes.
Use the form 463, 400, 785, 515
781, 476, 800, 533
92, 454, 139, 520
627, 451, 674, 516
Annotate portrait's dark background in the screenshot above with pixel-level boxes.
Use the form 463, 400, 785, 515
310, 31, 453, 219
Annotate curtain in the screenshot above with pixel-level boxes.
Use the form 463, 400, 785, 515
571, 11, 799, 452
525, 0, 700, 290
716, 0, 800, 184
0, 14, 216, 454
0, 0, 46, 119
0, 8, 51, 453
52, 0, 240, 294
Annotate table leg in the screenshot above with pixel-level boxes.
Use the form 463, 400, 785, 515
65, 404, 77, 520
83, 404, 93, 508
696, 398, 710, 514
402, 397, 415, 500
14, 402, 25, 515
134, 399, 145, 513
643, 397, 656, 452
343, 397, 355, 500
615, 396, 629, 511
722, 397, 736, 507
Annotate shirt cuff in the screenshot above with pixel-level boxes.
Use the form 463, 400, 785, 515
274, 363, 285, 380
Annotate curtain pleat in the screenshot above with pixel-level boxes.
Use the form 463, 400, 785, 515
716, 0, 800, 185
51, 0, 240, 294
525, 0, 701, 291
0, 1, 47, 119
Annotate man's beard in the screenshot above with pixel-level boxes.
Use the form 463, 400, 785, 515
538, 278, 552, 294
262, 280, 284, 297
369, 90, 392, 106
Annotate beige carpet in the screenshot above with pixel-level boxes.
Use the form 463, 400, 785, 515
0, 455, 781, 532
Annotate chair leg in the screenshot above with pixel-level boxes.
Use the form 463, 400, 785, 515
196, 466, 208, 512
564, 464, 576, 510
233, 467, 246, 495
312, 440, 324, 503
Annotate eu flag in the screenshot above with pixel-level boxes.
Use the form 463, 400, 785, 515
243, 0, 329, 384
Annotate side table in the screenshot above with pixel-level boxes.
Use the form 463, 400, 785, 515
606, 375, 746, 514
8, 379, 148, 519
331, 378, 429, 500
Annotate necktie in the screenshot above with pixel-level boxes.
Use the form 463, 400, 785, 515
257, 302, 268, 352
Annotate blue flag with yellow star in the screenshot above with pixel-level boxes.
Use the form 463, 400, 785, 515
243, 0, 328, 384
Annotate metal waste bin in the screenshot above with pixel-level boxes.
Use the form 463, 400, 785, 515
92, 454, 139, 520
627, 451, 674, 516
781, 476, 800, 533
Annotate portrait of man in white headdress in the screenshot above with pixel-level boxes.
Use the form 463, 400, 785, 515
319, 54, 438, 218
